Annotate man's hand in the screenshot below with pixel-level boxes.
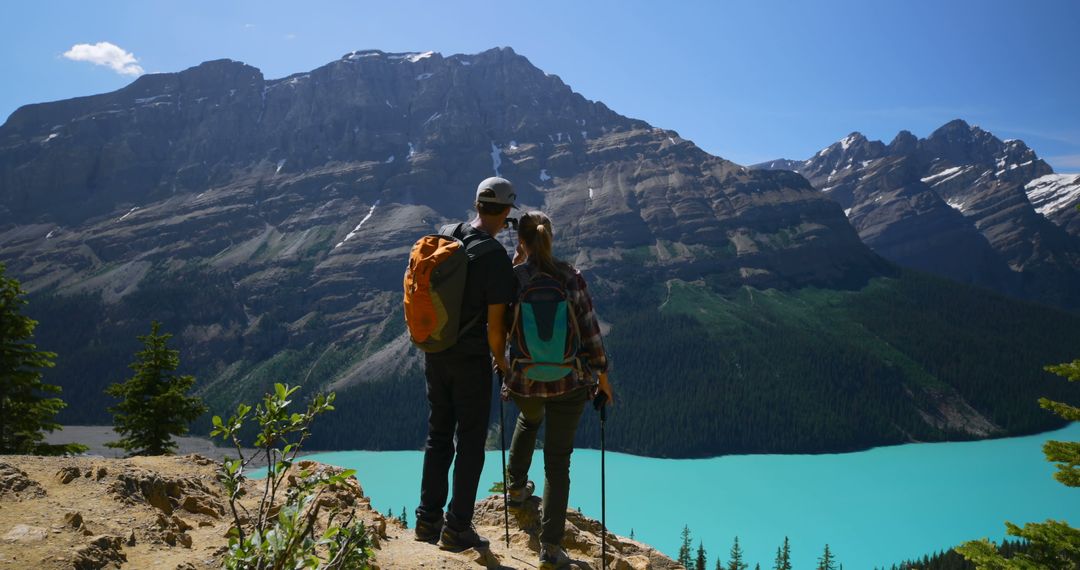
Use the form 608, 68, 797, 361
487, 303, 509, 375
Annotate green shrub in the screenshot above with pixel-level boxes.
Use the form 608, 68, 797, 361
212, 383, 372, 569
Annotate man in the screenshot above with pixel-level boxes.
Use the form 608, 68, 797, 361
414, 176, 517, 550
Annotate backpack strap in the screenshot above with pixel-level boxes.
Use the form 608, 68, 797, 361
439, 222, 508, 336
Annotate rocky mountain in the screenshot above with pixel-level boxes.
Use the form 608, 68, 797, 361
753, 120, 1080, 310
2, 50, 1079, 457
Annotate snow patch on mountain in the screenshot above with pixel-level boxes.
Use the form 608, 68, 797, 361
285, 75, 309, 87
388, 51, 435, 63
117, 207, 139, 222
490, 142, 502, 177
539, 169, 551, 182
1026, 174, 1080, 216
946, 198, 969, 213
335, 201, 380, 249
921, 166, 969, 186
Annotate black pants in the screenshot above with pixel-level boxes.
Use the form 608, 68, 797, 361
416, 351, 493, 528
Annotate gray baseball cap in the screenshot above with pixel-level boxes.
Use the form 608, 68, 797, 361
475, 177, 517, 208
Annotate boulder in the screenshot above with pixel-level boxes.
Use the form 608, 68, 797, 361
0, 463, 45, 499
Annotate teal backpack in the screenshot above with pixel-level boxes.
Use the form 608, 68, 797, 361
508, 271, 583, 381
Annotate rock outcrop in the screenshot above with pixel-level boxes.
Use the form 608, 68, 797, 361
0, 454, 673, 569
0, 462, 46, 499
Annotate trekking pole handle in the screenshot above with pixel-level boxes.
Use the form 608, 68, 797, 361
592, 391, 608, 421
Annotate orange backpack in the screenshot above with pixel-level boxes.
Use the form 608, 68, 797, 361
403, 224, 502, 353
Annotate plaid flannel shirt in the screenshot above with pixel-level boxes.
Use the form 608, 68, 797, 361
504, 261, 608, 398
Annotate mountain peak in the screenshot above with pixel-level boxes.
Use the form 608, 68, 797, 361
888, 130, 918, 155
840, 131, 867, 148
942, 118, 971, 128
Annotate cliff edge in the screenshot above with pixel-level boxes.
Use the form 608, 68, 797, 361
0, 454, 676, 569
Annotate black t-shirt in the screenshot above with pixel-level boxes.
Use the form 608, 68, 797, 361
449, 224, 517, 356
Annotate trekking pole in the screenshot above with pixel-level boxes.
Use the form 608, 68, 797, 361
497, 370, 510, 548
593, 391, 609, 570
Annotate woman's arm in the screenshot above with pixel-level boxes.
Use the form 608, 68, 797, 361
569, 270, 613, 402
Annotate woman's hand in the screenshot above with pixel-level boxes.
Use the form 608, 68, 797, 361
596, 371, 614, 406
494, 356, 510, 376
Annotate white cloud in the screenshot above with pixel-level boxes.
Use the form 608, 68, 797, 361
62, 42, 144, 76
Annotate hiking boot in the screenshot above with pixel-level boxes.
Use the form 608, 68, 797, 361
539, 543, 572, 570
507, 480, 535, 507
414, 515, 442, 543
440, 520, 490, 551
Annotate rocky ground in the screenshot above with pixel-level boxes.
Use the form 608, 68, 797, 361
0, 454, 676, 569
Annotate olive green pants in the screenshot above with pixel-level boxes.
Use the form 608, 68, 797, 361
506, 386, 589, 546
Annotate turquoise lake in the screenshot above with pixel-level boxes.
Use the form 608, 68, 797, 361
292, 424, 1079, 569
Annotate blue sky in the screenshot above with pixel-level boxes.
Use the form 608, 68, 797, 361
3, 0, 1079, 171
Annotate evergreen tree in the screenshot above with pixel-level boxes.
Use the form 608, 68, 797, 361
678, 526, 693, 568
728, 536, 748, 570
630, 528, 635, 540
716, 559, 723, 570
398, 506, 408, 528
0, 264, 84, 455
105, 321, 207, 455
777, 537, 792, 570
957, 356, 1080, 568
755, 564, 761, 570
695, 541, 707, 570
817, 544, 838, 570
1040, 358, 1080, 487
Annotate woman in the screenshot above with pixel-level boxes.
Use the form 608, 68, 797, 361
501, 210, 615, 569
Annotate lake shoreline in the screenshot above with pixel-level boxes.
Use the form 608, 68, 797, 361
50, 420, 1075, 461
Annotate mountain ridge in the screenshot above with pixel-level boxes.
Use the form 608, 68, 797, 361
2, 49, 1078, 457
752, 119, 1080, 310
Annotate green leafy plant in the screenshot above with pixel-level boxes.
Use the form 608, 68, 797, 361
0, 263, 85, 455
956, 357, 1080, 568
105, 320, 207, 455
212, 383, 372, 569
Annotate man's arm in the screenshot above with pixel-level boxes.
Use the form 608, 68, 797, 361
488, 303, 509, 374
